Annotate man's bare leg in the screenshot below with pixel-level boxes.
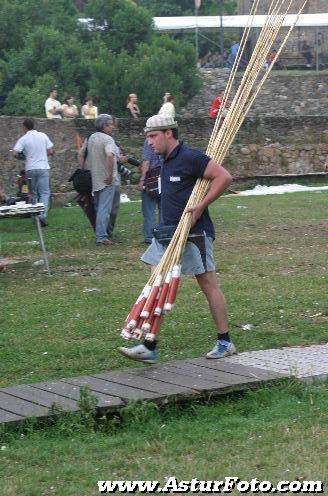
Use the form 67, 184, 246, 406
195, 270, 236, 358
195, 270, 228, 333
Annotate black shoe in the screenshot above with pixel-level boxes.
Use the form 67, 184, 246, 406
144, 239, 152, 245
39, 218, 48, 227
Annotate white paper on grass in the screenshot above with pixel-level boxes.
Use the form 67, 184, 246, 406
237, 184, 328, 196
120, 193, 131, 203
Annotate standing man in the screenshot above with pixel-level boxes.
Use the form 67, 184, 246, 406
118, 115, 235, 364
13, 118, 53, 227
139, 138, 163, 244
227, 40, 240, 67
79, 114, 119, 246
107, 142, 128, 241
45, 88, 62, 119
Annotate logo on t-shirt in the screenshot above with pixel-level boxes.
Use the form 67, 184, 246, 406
170, 176, 181, 182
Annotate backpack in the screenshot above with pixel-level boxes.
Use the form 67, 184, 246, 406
69, 168, 92, 195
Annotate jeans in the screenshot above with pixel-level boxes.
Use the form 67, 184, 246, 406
27, 169, 50, 219
107, 186, 121, 237
142, 191, 161, 242
94, 185, 115, 242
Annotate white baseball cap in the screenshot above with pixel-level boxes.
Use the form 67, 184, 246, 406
144, 114, 178, 133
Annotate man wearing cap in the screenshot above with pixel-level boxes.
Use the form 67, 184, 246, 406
118, 114, 235, 363
79, 114, 119, 245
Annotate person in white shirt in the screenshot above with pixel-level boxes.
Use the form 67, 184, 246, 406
158, 93, 175, 118
13, 118, 54, 226
45, 88, 62, 119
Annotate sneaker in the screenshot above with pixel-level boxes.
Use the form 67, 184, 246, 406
96, 239, 113, 246
39, 217, 48, 227
206, 340, 236, 359
117, 344, 157, 364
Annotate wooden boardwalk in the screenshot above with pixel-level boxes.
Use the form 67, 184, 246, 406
0, 357, 286, 425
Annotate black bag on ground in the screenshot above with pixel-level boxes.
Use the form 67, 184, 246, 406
69, 168, 92, 195
144, 166, 161, 199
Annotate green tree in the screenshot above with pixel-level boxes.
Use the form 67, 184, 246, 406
1, 27, 89, 114
3, 74, 57, 116
135, 0, 236, 16
88, 35, 201, 117
0, 0, 79, 57
0, 0, 201, 117
84, 0, 153, 53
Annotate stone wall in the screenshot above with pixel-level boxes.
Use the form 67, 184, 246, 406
180, 69, 328, 118
0, 115, 327, 193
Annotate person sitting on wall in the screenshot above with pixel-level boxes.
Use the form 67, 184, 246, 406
81, 96, 98, 119
126, 93, 140, 119
158, 94, 175, 119
62, 95, 79, 120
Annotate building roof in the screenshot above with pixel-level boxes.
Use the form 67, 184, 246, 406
153, 14, 328, 32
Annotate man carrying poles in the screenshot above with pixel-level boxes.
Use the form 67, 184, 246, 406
118, 115, 235, 364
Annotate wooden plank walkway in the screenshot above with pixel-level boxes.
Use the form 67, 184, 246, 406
0, 356, 286, 426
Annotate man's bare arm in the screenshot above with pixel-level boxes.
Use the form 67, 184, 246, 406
105, 152, 114, 185
139, 160, 150, 190
187, 159, 232, 226
201, 159, 232, 206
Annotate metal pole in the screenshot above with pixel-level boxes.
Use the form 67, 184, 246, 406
315, 28, 319, 73
195, 4, 199, 64
35, 215, 51, 276
219, 0, 224, 67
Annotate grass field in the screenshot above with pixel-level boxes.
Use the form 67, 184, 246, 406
1, 190, 327, 387
0, 381, 327, 495
0, 190, 327, 495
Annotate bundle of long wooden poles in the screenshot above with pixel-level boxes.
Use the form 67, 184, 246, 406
120, 0, 307, 343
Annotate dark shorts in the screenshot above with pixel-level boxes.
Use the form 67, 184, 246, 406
141, 236, 216, 275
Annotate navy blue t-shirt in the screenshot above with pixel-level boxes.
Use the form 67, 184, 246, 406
160, 142, 215, 239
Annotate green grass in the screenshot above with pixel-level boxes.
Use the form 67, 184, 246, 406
0, 381, 327, 495
1, 191, 327, 387
0, 192, 327, 495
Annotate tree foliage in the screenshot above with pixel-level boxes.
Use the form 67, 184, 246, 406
0, 0, 204, 117
135, 0, 236, 17
88, 36, 200, 116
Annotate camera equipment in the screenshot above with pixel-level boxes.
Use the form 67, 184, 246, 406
127, 156, 141, 167
117, 161, 132, 180
17, 151, 26, 161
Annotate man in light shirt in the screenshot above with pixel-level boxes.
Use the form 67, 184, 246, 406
79, 114, 120, 245
13, 118, 54, 226
45, 88, 62, 119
